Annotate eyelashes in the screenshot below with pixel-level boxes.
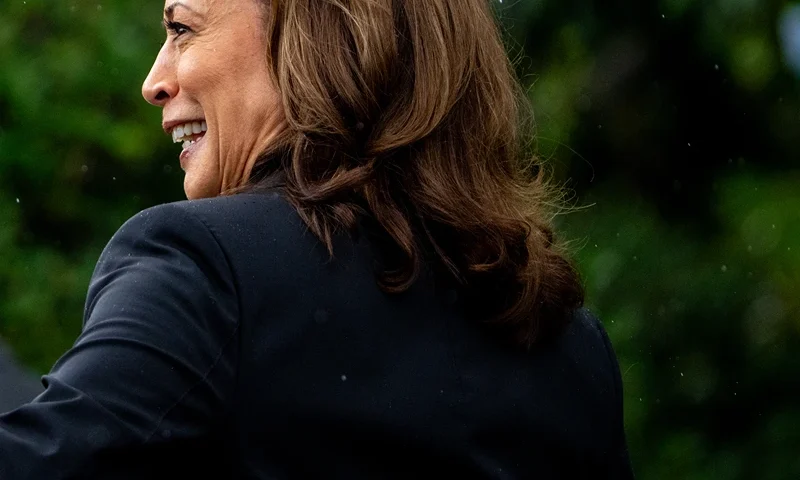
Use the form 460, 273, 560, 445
164, 20, 191, 37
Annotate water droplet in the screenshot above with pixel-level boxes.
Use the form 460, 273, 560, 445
81, 165, 88, 173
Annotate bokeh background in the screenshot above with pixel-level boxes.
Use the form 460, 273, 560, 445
1, 0, 799, 478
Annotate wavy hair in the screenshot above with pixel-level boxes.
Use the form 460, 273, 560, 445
234, 0, 585, 347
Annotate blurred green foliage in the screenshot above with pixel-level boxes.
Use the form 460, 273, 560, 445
1, 0, 799, 478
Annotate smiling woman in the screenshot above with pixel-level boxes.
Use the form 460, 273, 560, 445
142, 0, 286, 199
0, 0, 634, 478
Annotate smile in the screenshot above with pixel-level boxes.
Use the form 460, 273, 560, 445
170, 120, 208, 148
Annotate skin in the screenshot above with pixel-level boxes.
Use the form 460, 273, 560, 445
142, 0, 285, 199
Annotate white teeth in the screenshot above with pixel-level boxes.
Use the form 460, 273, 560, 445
171, 120, 207, 143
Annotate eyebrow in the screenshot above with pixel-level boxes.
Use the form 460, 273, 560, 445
164, 1, 202, 20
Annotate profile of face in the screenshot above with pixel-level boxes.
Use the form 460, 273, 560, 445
142, 0, 285, 199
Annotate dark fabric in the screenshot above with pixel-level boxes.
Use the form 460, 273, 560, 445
0, 192, 634, 479
0, 343, 42, 414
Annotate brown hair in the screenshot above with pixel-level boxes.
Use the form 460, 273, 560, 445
236, 0, 584, 347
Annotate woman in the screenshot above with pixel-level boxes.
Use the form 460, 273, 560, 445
0, 0, 634, 478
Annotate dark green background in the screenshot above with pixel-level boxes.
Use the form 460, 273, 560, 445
2, 1, 798, 478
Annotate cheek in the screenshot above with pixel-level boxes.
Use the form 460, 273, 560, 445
176, 52, 225, 99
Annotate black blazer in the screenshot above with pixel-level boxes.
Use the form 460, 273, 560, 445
0, 192, 634, 479
0, 343, 41, 414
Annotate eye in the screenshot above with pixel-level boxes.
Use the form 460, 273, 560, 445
165, 20, 191, 37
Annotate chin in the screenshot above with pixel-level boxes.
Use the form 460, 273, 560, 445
183, 171, 221, 199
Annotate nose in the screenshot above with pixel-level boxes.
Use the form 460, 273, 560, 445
142, 43, 178, 107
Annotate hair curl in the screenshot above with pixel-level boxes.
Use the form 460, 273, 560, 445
233, 0, 585, 348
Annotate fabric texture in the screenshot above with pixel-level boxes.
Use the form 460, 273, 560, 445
0, 192, 634, 479
0, 342, 42, 414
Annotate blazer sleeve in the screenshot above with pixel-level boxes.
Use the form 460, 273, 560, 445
594, 314, 636, 479
0, 203, 240, 479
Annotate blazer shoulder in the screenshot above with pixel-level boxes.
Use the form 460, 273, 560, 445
555, 307, 624, 400
568, 307, 615, 355
574, 307, 623, 377
163, 192, 306, 240
139, 193, 331, 287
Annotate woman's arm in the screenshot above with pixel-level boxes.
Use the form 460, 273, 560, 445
0, 342, 41, 413
0, 203, 240, 479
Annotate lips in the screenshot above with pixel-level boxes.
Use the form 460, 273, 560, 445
166, 120, 207, 170
179, 132, 206, 170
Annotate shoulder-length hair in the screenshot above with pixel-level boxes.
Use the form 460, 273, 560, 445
234, 0, 584, 348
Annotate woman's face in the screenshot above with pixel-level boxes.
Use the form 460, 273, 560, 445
142, 0, 285, 199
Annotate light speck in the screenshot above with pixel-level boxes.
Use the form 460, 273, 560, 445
15, 198, 19, 204
81, 165, 88, 173
680, 372, 684, 377
341, 375, 347, 382
721, 265, 728, 273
